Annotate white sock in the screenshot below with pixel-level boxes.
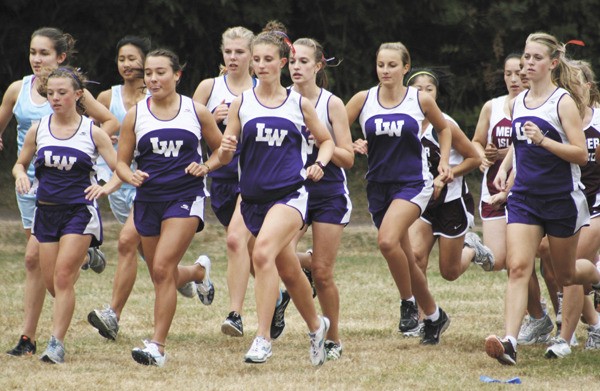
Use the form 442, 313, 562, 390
404, 296, 416, 304
425, 306, 440, 322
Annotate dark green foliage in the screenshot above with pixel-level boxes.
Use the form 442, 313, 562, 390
1, 0, 599, 179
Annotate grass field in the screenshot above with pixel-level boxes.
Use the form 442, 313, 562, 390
1, 218, 599, 390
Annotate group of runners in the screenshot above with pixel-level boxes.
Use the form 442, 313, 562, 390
2, 22, 600, 368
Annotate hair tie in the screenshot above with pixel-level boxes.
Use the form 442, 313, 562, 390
566, 39, 585, 47
273, 31, 295, 55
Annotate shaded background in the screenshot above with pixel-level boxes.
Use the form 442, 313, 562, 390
0, 0, 598, 211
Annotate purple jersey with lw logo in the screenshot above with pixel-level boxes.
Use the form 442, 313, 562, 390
238, 88, 308, 202
302, 88, 349, 198
205, 75, 257, 180
134, 95, 207, 202
34, 114, 98, 205
511, 88, 583, 196
358, 85, 430, 184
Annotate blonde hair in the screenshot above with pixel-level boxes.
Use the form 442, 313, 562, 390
219, 26, 255, 75
573, 59, 600, 108
526, 32, 585, 117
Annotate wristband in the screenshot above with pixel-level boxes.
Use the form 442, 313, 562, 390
315, 160, 326, 169
201, 162, 211, 172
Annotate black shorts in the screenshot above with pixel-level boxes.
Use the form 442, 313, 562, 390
420, 195, 474, 238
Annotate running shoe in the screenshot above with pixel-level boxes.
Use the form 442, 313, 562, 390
40, 336, 65, 364
177, 281, 196, 298
485, 335, 517, 365
88, 305, 119, 340
132, 340, 166, 367
244, 336, 272, 364
402, 321, 425, 338
308, 316, 330, 366
6, 335, 36, 356
221, 311, 244, 337
585, 327, 600, 350
517, 313, 553, 345
82, 247, 107, 274
421, 308, 450, 345
464, 232, 495, 271
399, 299, 419, 333
195, 255, 214, 305
325, 340, 343, 361
270, 290, 291, 340
545, 336, 571, 359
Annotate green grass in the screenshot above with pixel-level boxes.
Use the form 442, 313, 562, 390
0, 219, 598, 390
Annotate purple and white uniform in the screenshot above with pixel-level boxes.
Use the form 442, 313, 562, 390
358, 85, 433, 229
480, 96, 512, 219
205, 75, 256, 226
31, 114, 102, 245
508, 88, 589, 237
302, 88, 351, 225
581, 108, 600, 217
238, 88, 309, 236
132, 95, 207, 236
419, 114, 474, 237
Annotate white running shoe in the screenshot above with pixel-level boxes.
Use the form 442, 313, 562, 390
464, 232, 495, 271
39, 336, 65, 364
244, 336, 272, 364
308, 316, 330, 366
545, 336, 571, 359
131, 340, 166, 367
517, 314, 553, 345
195, 255, 214, 305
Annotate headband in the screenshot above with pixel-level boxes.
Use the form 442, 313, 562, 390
406, 70, 438, 86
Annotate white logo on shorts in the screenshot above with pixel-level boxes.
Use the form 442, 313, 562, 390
181, 204, 190, 211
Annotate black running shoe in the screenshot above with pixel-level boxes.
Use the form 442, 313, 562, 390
421, 308, 450, 345
270, 290, 291, 340
6, 335, 36, 356
399, 300, 419, 332
221, 311, 244, 337
485, 335, 517, 365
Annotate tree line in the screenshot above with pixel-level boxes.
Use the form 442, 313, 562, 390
0, 0, 598, 175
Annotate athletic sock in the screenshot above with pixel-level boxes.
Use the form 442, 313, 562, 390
425, 306, 440, 322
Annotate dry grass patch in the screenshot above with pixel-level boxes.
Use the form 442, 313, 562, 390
1, 220, 598, 390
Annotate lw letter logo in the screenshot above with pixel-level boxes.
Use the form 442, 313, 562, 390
150, 137, 184, 157
374, 118, 404, 137
44, 151, 76, 170
255, 123, 288, 146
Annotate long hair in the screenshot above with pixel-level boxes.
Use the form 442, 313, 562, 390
526, 32, 585, 117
